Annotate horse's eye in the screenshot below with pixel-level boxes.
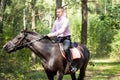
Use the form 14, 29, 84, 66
17, 37, 21, 40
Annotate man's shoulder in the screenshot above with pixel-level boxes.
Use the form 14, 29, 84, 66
62, 16, 69, 21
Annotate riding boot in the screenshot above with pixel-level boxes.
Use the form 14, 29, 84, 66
65, 51, 72, 62
65, 50, 77, 72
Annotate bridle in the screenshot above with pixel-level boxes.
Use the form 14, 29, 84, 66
8, 33, 47, 49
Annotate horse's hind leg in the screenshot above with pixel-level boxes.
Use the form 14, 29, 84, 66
70, 73, 76, 80
77, 62, 88, 80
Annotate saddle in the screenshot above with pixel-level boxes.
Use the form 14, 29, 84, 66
45, 36, 82, 60
58, 42, 83, 74
59, 42, 82, 60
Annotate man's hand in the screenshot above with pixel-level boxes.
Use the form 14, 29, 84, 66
47, 33, 54, 37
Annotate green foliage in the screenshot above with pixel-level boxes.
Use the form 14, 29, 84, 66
36, 20, 50, 34
88, 4, 120, 58
0, 0, 120, 79
110, 30, 120, 60
70, 15, 81, 42
0, 49, 31, 80
0, 0, 54, 80
87, 59, 120, 80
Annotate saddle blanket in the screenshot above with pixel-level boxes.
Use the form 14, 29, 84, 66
61, 47, 81, 60
70, 47, 81, 59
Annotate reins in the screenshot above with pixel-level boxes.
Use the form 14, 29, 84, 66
21, 35, 48, 46
24, 36, 47, 46
10, 35, 48, 49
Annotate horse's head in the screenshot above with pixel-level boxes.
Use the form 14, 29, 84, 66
3, 29, 52, 53
3, 30, 28, 53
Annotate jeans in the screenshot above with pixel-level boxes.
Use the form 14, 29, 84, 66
57, 36, 71, 62
57, 36, 77, 72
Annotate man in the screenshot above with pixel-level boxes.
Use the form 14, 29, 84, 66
47, 7, 77, 72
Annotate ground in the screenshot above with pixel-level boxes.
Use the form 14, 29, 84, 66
0, 59, 120, 80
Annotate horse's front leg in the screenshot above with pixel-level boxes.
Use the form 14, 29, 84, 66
57, 71, 64, 80
70, 72, 76, 80
46, 74, 54, 80
45, 70, 54, 80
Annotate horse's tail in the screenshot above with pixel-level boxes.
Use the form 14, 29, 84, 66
84, 47, 90, 61
77, 43, 90, 79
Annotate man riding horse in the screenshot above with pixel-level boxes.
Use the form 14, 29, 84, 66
3, 6, 90, 80
47, 7, 77, 72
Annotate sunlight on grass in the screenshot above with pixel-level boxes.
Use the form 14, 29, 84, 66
92, 58, 117, 63
86, 59, 120, 80
1, 59, 120, 80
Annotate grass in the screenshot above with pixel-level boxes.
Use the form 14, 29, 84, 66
85, 59, 120, 80
0, 59, 120, 80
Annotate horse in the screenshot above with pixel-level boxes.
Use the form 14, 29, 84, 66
3, 30, 90, 80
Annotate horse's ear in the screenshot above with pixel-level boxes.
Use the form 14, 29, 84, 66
21, 27, 27, 32
23, 27, 27, 31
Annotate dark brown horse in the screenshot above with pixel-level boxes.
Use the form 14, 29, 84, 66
3, 30, 90, 80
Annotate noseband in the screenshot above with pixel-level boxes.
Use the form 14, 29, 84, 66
9, 40, 16, 47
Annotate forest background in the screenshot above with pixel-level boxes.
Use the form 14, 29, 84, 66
0, 0, 120, 80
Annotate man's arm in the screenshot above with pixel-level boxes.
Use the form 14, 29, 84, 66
56, 19, 69, 35
48, 19, 69, 37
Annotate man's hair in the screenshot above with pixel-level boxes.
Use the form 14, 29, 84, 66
56, 7, 64, 12
57, 7, 64, 10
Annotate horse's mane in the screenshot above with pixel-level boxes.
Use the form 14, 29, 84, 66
25, 30, 40, 36
24, 30, 53, 42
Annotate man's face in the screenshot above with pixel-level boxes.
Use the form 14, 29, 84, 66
56, 8, 63, 18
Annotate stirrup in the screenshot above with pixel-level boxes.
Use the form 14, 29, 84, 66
70, 66, 77, 72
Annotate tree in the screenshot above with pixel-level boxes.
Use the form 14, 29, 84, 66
56, 0, 62, 8
30, 0, 37, 64
81, 0, 88, 45
0, 0, 7, 33
55, 0, 62, 18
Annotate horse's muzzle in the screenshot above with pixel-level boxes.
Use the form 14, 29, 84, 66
3, 42, 15, 53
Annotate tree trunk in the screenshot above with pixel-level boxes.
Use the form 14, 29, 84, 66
0, 0, 7, 33
31, 0, 36, 64
81, 0, 88, 45
55, 0, 62, 18
0, 18, 3, 33
0, 0, 7, 49
95, 2, 100, 14
56, 0, 62, 8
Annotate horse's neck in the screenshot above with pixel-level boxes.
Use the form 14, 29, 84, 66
27, 35, 66, 69
27, 35, 55, 60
